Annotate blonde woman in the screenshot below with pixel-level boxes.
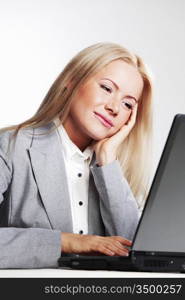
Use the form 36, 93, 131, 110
0, 43, 153, 268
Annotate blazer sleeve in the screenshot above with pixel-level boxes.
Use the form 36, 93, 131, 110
90, 160, 139, 240
0, 135, 61, 269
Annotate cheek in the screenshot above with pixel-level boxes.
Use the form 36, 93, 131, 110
118, 110, 132, 127
105, 111, 132, 138
108, 111, 131, 135
70, 96, 89, 116
72, 92, 95, 114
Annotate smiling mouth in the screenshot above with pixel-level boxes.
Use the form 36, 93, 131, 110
94, 112, 113, 128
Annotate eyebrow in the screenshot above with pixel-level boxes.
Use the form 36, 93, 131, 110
102, 77, 139, 103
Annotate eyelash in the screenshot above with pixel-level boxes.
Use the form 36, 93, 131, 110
123, 102, 133, 110
100, 84, 112, 93
100, 84, 133, 110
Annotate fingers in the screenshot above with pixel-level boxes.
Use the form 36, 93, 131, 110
126, 103, 138, 127
109, 242, 129, 256
65, 234, 132, 257
112, 236, 132, 247
97, 244, 129, 256
100, 246, 115, 256
91, 236, 131, 256
111, 103, 138, 143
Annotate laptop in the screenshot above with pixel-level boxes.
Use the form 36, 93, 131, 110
59, 114, 185, 272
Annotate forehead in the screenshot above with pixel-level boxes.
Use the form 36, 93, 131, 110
94, 59, 144, 98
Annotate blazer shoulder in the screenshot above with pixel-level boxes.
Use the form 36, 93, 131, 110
0, 128, 16, 154
0, 121, 56, 156
0, 126, 34, 159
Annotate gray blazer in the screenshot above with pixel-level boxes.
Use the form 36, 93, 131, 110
0, 122, 139, 268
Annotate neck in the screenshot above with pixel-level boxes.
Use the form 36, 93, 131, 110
62, 118, 92, 152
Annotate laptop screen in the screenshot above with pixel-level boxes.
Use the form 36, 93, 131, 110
133, 115, 185, 253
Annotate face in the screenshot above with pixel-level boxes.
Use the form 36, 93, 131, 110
63, 59, 144, 150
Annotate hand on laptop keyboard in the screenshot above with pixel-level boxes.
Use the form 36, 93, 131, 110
61, 233, 131, 256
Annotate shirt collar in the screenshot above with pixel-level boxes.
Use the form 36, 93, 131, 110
53, 118, 94, 163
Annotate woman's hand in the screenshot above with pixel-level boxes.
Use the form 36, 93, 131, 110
61, 233, 131, 256
92, 104, 138, 166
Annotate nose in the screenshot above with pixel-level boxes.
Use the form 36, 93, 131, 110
104, 97, 120, 115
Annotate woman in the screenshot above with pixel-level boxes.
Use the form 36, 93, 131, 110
0, 42, 153, 268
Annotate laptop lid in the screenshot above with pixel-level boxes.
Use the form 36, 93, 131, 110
132, 114, 185, 254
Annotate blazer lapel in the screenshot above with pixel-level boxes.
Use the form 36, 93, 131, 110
88, 154, 105, 235
27, 124, 73, 232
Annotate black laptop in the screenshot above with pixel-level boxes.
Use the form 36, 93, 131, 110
59, 114, 185, 273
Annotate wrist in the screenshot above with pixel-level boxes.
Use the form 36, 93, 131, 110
61, 232, 74, 253
96, 152, 117, 166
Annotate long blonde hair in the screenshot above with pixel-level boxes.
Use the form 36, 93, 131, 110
1, 42, 153, 208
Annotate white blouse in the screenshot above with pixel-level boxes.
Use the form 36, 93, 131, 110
53, 118, 94, 235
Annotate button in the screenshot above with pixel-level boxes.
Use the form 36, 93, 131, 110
79, 201, 83, 206
78, 173, 82, 177
79, 230, 83, 234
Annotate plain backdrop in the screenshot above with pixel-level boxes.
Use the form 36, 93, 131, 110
0, 0, 185, 177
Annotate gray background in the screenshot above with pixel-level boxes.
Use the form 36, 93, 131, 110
0, 0, 185, 177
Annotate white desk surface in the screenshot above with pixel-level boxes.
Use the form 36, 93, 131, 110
0, 268, 185, 278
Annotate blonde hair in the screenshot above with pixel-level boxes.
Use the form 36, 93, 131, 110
1, 42, 153, 208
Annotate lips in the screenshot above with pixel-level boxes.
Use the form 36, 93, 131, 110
94, 112, 114, 128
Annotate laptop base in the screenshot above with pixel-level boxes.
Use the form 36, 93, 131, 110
59, 254, 139, 271
133, 251, 185, 273
59, 252, 185, 273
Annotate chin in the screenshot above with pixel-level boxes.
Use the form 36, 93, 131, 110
89, 131, 111, 141
85, 124, 116, 141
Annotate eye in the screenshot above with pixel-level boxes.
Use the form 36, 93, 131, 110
100, 84, 112, 93
122, 100, 134, 110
